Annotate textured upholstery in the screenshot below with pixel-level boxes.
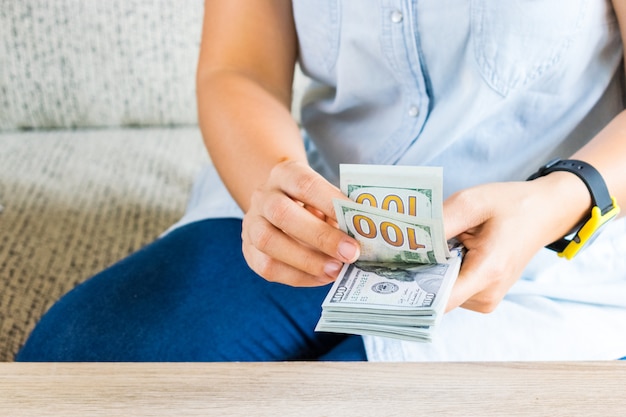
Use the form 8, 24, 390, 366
0, 0, 309, 361
0, 0, 203, 130
0, 128, 209, 360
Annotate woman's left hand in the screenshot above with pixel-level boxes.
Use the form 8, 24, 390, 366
443, 173, 590, 313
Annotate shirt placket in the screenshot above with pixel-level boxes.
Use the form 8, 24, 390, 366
378, 0, 430, 164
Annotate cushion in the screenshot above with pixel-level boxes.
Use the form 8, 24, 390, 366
0, 127, 209, 360
0, 1, 203, 130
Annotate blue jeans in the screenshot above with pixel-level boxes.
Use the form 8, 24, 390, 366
16, 219, 367, 361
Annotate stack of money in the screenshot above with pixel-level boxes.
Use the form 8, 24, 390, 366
315, 164, 462, 343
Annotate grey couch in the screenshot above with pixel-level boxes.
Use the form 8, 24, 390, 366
0, 0, 211, 361
0, 0, 308, 361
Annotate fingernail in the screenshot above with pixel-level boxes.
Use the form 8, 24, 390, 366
324, 261, 343, 278
338, 241, 359, 262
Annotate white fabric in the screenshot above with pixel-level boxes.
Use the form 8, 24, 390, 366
0, 0, 203, 130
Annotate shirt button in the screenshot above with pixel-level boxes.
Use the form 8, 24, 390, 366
391, 10, 403, 23
408, 106, 419, 117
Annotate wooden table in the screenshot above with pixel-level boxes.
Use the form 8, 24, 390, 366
1, 362, 624, 416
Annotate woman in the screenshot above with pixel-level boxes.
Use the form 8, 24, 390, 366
18, 0, 626, 361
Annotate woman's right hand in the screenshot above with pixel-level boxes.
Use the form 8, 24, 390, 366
241, 160, 361, 287
197, 2, 360, 286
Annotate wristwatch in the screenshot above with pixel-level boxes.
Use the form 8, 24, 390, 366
527, 158, 620, 260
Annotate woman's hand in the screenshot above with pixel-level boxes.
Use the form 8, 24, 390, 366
241, 160, 361, 287
443, 173, 591, 313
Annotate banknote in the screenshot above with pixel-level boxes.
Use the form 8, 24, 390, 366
333, 199, 448, 264
315, 251, 462, 341
320, 257, 460, 315
315, 319, 435, 342
340, 164, 449, 258
340, 164, 443, 219
316, 164, 462, 343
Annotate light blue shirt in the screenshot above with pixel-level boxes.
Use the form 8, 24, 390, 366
296, 0, 623, 191
173, 0, 626, 360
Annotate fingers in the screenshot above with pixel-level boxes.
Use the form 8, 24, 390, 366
445, 246, 511, 313
253, 188, 359, 263
242, 211, 349, 283
242, 216, 342, 286
272, 160, 348, 221
242, 159, 360, 286
443, 182, 541, 313
443, 187, 492, 241
258, 160, 360, 263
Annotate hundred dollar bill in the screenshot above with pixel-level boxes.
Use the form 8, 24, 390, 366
317, 164, 462, 343
340, 164, 449, 258
333, 199, 448, 264
315, 252, 462, 341
319, 256, 460, 317
340, 164, 443, 219
320, 311, 437, 325
315, 319, 434, 342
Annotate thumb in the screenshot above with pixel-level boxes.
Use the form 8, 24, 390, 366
445, 249, 483, 312
443, 189, 490, 240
